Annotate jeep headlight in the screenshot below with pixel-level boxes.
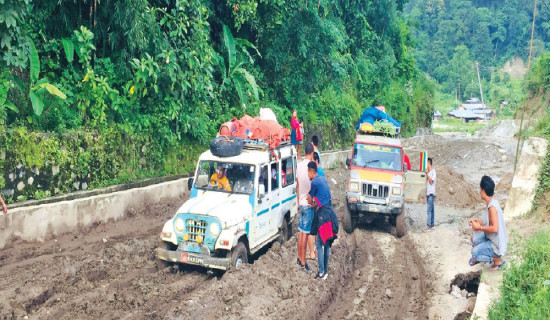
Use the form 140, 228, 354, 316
209, 223, 220, 237
392, 187, 402, 196
349, 181, 360, 192
175, 218, 185, 232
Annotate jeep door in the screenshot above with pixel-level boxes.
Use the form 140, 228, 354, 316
254, 164, 272, 246
404, 152, 426, 201
268, 161, 282, 235
279, 156, 297, 226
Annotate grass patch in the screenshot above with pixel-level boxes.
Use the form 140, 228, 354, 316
432, 117, 497, 135
488, 231, 550, 320
433, 90, 458, 116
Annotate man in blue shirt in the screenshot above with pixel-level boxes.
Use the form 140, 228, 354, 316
307, 161, 337, 280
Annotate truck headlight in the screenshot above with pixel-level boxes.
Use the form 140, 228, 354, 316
209, 223, 220, 236
349, 182, 360, 192
392, 187, 402, 196
175, 218, 185, 232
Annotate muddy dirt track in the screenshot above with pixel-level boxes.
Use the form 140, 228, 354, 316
0, 130, 516, 320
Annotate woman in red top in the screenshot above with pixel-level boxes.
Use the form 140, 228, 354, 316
290, 110, 303, 157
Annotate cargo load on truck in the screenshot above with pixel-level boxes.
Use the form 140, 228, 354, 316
355, 106, 401, 136
212, 108, 291, 157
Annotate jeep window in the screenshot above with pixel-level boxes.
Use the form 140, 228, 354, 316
260, 165, 269, 194
281, 157, 295, 187
352, 144, 402, 172
194, 161, 255, 195
270, 162, 279, 190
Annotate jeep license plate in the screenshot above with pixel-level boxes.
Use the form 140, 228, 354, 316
181, 253, 203, 265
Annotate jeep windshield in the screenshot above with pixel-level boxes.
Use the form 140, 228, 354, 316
352, 144, 402, 172
194, 160, 255, 195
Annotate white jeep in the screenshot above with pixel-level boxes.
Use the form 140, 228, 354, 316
156, 141, 298, 270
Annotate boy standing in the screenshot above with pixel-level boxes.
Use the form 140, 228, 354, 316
296, 144, 315, 271
425, 157, 436, 229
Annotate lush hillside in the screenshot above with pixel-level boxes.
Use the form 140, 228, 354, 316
404, 0, 549, 113
0, 0, 434, 201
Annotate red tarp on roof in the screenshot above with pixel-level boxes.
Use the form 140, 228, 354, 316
219, 115, 291, 149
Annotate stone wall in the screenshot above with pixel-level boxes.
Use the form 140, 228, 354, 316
0, 127, 201, 204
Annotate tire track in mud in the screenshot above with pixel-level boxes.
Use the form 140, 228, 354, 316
0, 196, 215, 319
318, 226, 429, 320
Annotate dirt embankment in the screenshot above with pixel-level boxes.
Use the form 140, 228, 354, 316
415, 165, 480, 208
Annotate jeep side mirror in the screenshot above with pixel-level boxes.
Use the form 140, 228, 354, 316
187, 178, 194, 191
259, 184, 266, 197
346, 157, 351, 168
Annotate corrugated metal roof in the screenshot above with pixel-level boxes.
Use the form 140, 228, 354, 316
447, 110, 484, 119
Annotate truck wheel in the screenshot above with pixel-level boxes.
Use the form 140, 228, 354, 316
395, 208, 406, 238
343, 205, 355, 234
231, 242, 248, 268
278, 216, 290, 244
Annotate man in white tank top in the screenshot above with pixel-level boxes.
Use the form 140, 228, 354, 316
468, 176, 508, 270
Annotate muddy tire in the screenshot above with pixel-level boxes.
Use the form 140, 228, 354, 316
278, 216, 290, 244
231, 242, 248, 268
395, 208, 406, 238
210, 136, 243, 157
156, 241, 176, 270
343, 204, 355, 234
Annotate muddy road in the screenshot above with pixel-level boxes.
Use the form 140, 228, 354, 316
0, 129, 516, 320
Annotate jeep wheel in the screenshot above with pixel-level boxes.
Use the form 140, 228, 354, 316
394, 208, 406, 238
231, 242, 248, 268
156, 241, 176, 270
278, 216, 290, 244
343, 205, 355, 234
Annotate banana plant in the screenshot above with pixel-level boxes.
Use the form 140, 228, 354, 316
26, 38, 66, 116
222, 25, 261, 108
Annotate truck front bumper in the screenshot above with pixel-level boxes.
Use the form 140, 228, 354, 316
348, 201, 402, 216
156, 248, 231, 271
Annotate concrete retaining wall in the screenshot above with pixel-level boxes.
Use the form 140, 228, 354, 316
0, 150, 351, 249
0, 178, 191, 249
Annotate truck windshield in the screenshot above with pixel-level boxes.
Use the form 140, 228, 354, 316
352, 144, 402, 172
194, 160, 255, 195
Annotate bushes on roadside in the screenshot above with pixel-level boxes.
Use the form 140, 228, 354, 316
489, 231, 550, 320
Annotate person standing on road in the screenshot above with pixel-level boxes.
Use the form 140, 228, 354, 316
0, 195, 7, 215
311, 135, 321, 165
469, 176, 507, 270
296, 143, 315, 271
307, 161, 338, 280
291, 110, 304, 158
425, 157, 436, 229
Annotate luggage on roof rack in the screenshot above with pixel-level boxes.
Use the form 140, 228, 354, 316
357, 121, 400, 137
218, 113, 291, 150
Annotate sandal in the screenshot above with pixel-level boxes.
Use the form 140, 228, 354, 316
469, 258, 479, 266
490, 261, 506, 271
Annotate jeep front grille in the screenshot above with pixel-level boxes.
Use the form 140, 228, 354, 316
362, 183, 389, 198
186, 219, 207, 242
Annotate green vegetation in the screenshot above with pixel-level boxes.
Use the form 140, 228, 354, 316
488, 231, 550, 320
489, 48, 550, 320
0, 0, 435, 201
404, 0, 542, 113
